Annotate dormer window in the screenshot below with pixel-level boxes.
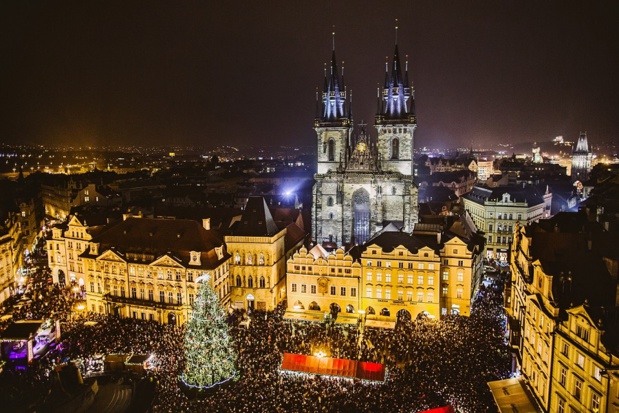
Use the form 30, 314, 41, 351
190, 251, 201, 266
215, 246, 224, 260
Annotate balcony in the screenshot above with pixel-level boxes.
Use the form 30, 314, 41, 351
102, 293, 181, 310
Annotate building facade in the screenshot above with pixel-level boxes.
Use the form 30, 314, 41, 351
463, 185, 551, 262
76, 217, 230, 325
312, 39, 418, 246
286, 221, 483, 323
227, 197, 306, 312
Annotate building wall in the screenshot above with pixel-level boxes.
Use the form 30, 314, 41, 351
0, 234, 15, 304
226, 230, 288, 311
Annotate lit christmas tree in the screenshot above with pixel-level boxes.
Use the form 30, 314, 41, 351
181, 274, 237, 390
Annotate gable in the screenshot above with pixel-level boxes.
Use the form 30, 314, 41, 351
67, 215, 85, 228
97, 249, 126, 263
151, 254, 184, 268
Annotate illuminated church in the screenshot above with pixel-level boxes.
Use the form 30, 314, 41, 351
312, 35, 418, 246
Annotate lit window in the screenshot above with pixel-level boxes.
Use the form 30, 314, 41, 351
428, 276, 434, 286
376, 288, 382, 299
398, 274, 404, 283
301, 284, 307, 294
406, 291, 412, 301
576, 353, 585, 368
366, 287, 372, 298
385, 273, 391, 283
417, 291, 423, 302
385, 289, 390, 299
407, 275, 413, 284
457, 272, 464, 282
417, 275, 424, 284
291, 283, 297, 293
427, 291, 434, 302
366, 272, 372, 281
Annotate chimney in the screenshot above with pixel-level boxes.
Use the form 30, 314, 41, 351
202, 218, 211, 230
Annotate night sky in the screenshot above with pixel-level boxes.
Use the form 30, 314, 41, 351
1, 1, 618, 149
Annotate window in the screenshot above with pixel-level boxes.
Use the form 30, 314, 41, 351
385, 273, 391, 283
160, 291, 165, 302
258, 276, 265, 288
131, 287, 136, 299
557, 398, 565, 413
391, 138, 399, 159
328, 139, 334, 161
351, 287, 357, 297
366, 287, 372, 298
330, 286, 336, 295
398, 273, 404, 283
428, 276, 434, 286
157, 270, 164, 280
417, 275, 424, 284
376, 288, 382, 299
488, 224, 493, 232
418, 263, 424, 270
149, 290, 154, 301
561, 341, 569, 356
457, 272, 464, 282
175, 270, 181, 281
120, 287, 125, 297
235, 253, 241, 264
129, 267, 136, 276
377, 261, 382, 267
168, 292, 173, 303
574, 377, 582, 401
340, 287, 346, 296
140, 288, 144, 300
397, 290, 403, 300
593, 365, 602, 381
398, 262, 404, 268
367, 260, 372, 266
327, 197, 334, 206
407, 275, 413, 284
311, 285, 317, 294
576, 325, 590, 342
428, 263, 435, 270
442, 287, 448, 296
301, 284, 307, 294
591, 392, 600, 411
386, 261, 392, 268
367, 272, 372, 281
291, 283, 297, 293
376, 273, 382, 282
427, 291, 434, 302
559, 366, 567, 387
417, 291, 424, 302
385, 289, 391, 299
458, 260, 464, 267
189, 294, 194, 305
236, 275, 242, 287
456, 288, 463, 299
177, 293, 182, 305
576, 352, 585, 368
90, 282, 95, 293
407, 291, 412, 301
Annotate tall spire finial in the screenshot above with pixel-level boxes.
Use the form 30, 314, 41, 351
395, 18, 399, 45
332, 25, 336, 51
342, 61, 344, 77
405, 54, 408, 71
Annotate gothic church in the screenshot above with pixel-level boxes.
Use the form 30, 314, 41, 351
312, 35, 419, 246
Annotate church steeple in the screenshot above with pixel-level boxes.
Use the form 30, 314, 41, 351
376, 21, 416, 125
318, 30, 350, 125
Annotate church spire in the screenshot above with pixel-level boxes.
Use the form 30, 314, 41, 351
318, 29, 349, 125
376, 21, 416, 124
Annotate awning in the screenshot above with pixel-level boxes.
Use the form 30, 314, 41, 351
487, 378, 542, 413
418, 407, 454, 413
364, 319, 396, 329
281, 352, 385, 382
283, 311, 323, 322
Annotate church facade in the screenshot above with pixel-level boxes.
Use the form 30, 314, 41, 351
312, 39, 418, 246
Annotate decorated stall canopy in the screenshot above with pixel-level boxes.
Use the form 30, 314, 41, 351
281, 352, 385, 382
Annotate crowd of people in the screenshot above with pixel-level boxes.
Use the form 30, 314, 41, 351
0, 260, 511, 412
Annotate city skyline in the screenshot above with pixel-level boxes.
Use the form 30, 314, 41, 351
1, 1, 618, 149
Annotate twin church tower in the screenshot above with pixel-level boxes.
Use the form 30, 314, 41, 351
312, 30, 419, 246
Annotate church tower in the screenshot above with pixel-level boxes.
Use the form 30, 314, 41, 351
571, 131, 592, 182
315, 33, 352, 175
312, 29, 418, 247
375, 27, 417, 176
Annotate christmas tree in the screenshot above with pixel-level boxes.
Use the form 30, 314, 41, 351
181, 274, 237, 389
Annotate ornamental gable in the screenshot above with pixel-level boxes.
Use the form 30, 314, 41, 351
151, 254, 184, 268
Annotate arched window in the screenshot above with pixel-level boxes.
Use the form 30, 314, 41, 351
258, 253, 265, 265
327, 196, 334, 206
346, 304, 354, 313
309, 301, 321, 311
236, 275, 242, 287
329, 213, 334, 220
248, 276, 253, 288
391, 138, 399, 160
380, 307, 391, 316
328, 139, 335, 161
235, 253, 241, 264
259, 276, 265, 288
247, 254, 253, 265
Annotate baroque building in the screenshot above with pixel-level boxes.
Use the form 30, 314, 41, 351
462, 185, 551, 262
312, 37, 418, 247
508, 212, 619, 412
74, 216, 230, 325
286, 216, 483, 324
